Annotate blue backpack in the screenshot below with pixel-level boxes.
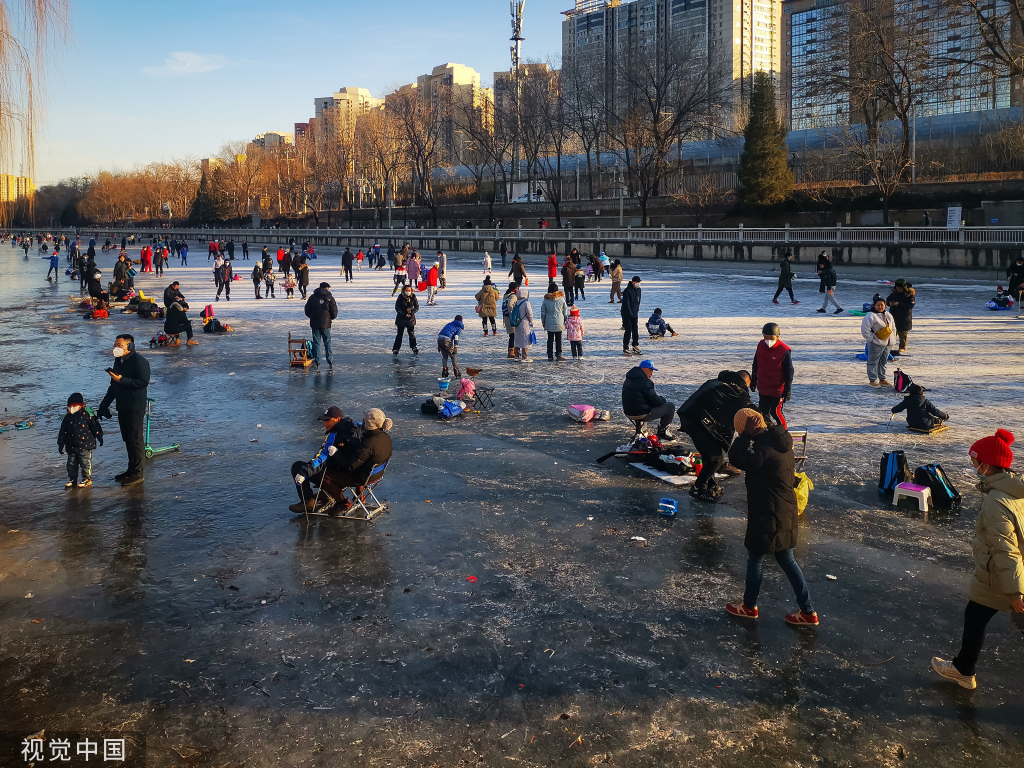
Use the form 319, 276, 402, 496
509, 299, 523, 328
879, 450, 911, 495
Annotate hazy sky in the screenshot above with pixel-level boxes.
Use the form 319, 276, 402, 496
33, 0, 569, 184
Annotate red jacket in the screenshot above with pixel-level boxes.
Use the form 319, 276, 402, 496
751, 339, 794, 397
548, 255, 558, 279
427, 266, 439, 287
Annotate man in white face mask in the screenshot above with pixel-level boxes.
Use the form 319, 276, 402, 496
97, 334, 151, 486
749, 322, 794, 429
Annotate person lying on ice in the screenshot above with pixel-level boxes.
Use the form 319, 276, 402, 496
891, 384, 949, 431
290, 406, 361, 515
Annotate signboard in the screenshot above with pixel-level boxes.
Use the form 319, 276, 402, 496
946, 206, 962, 230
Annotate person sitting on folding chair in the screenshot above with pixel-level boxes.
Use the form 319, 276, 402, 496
327, 408, 394, 515
289, 406, 360, 515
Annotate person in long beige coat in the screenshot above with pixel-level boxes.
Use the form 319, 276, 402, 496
474, 277, 500, 336
932, 429, 1024, 690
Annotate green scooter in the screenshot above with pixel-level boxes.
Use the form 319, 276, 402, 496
144, 397, 180, 459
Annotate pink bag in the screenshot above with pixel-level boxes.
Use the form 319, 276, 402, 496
567, 404, 596, 422
457, 378, 476, 399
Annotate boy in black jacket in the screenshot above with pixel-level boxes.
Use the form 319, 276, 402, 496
891, 384, 949, 431
57, 393, 103, 488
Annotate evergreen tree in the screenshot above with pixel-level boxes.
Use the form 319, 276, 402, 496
188, 172, 226, 224
737, 72, 794, 205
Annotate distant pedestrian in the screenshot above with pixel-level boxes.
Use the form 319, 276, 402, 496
886, 278, 915, 354
773, 250, 798, 304
620, 276, 642, 356
815, 252, 843, 314
475, 277, 500, 336
750, 323, 793, 428
609, 260, 623, 303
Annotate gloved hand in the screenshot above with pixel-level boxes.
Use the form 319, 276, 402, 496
59, 447, 64, 455
294, 474, 306, 484
327, 445, 338, 456
98, 407, 112, 420
98, 437, 103, 446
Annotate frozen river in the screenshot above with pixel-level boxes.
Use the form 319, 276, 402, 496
0, 240, 1021, 766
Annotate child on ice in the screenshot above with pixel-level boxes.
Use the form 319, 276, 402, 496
57, 393, 103, 488
566, 305, 585, 359
892, 384, 949, 431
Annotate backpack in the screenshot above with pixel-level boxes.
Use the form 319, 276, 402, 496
438, 400, 466, 419
913, 463, 961, 509
509, 299, 524, 327
893, 368, 913, 394
421, 399, 439, 415
878, 450, 911, 495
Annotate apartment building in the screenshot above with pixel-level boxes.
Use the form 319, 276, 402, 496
251, 131, 294, 150
312, 87, 384, 144
0, 175, 34, 202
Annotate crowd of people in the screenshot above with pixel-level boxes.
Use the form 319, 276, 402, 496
5, 228, 1023, 692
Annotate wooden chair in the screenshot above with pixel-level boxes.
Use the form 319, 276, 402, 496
790, 430, 809, 470
289, 332, 313, 367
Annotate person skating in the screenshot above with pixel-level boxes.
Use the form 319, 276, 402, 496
773, 250, 799, 304
426, 262, 440, 305
264, 267, 277, 299
251, 263, 263, 299
512, 286, 535, 361
621, 276, 643, 356
215, 254, 232, 301
891, 384, 948, 431
547, 251, 558, 282
393, 284, 419, 356
482, 251, 492, 277
437, 315, 464, 378
288, 406, 361, 514
886, 278, 916, 354
561, 256, 576, 306
540, 281, 569, 361
725, 409, 819, 626
566, 305, 585, 359
96, 334, 151, 487
508, 254, 526, 289
621, 359, 675, 440
573, 261, 587, 301
293, 256, 308, 299
861, 295, 896, 387
501, 283, 519, 359
57, 392, 103, 489
342, 248, 355, 282
304, 282, 338, 370
46, 249, 60, 281
816, 252, 843, 314
437, 250, 447, 288
609, 260, 623, 303
475, 277, 500, 336
676, 370, 754, 502
646, 308, 678, 338
931, 429, 1024, 690
750, 322, 794, 428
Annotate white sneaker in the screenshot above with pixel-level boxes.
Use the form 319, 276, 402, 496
931, 657, 977, 689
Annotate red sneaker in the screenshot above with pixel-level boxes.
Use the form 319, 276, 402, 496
785, 610, 819, 627
725, 603, 758, 618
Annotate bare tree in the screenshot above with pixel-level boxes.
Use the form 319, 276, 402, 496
837, 121, 912, 224
959, 0, 1023, 76
562, 49, 607, 200
356, 107, 405, 224
606, 39, 727, 225
671, 175, 735, 226
387, 85, 445, 226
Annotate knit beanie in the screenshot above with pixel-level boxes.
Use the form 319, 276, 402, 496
363, 408, 393, 432
570, 306, 580, 315
67, 393, 85, 406
733, 408, 766, 436
969, 429, 1014, 469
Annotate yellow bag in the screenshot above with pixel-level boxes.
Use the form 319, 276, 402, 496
795, 472, 814, 515
875, 326, 892, 340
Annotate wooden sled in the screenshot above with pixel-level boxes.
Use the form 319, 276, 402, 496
289, 332, 313, 367
908, 425, 949, 434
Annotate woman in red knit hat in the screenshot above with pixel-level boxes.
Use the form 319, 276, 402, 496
931, 429, 1024, 690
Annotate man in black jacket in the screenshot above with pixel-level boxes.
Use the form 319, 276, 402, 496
342, 248, 355, 282
621, 360, 675, 439
677, 370, 754, 502
620, 276, 643, 356
393, 284, 420, 356
97, 334, 151, 486
163, 281, 186, 308
1007, 256, 1024, 306
304, 282, 338, 370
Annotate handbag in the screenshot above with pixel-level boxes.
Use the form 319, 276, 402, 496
529, 329, 537, 345
475, 303, 482, 314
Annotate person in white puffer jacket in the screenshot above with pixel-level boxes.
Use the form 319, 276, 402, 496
860, 294, 896, 387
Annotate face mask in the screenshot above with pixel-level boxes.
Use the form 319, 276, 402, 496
67, 405, 81, 414
112, 347, 125, 358
765, 339, 777, 348
976, 466, 987, 477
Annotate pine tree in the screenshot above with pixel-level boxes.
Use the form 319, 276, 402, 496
737, 72, 794, 206
188, 172, 226, 224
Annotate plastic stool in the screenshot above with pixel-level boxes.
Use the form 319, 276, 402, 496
893, 482, 932, 512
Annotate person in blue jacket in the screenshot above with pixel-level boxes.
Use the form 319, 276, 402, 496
437, 315, 465, 378
46, 250, 61, 281
289, 406, 360, 514
646, 308, 678, 338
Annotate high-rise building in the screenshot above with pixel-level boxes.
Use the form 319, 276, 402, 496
561, 0, 781, 117
0, 174, 33, 202
782, 0, 1019, 131
411, 64, 494, 161
312, 87, 384, 145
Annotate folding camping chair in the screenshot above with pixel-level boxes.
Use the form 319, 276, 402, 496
625, 413, 651, 439
474, 387, 496, 410
336, 461, 390, 521
790, 430, 808, 470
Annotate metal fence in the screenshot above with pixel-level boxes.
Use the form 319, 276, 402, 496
27, 224, 1024, 247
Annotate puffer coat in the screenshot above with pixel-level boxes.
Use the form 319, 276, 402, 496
512, 288, 534, 348
475, 285, 500, 318
728, 425, 799, 554
969, 472, 1024, 612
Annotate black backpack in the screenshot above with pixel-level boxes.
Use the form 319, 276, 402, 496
913, 464, 961, 509
879, 450, 911, 495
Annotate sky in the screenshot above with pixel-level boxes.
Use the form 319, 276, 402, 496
32, 0, 570, 185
